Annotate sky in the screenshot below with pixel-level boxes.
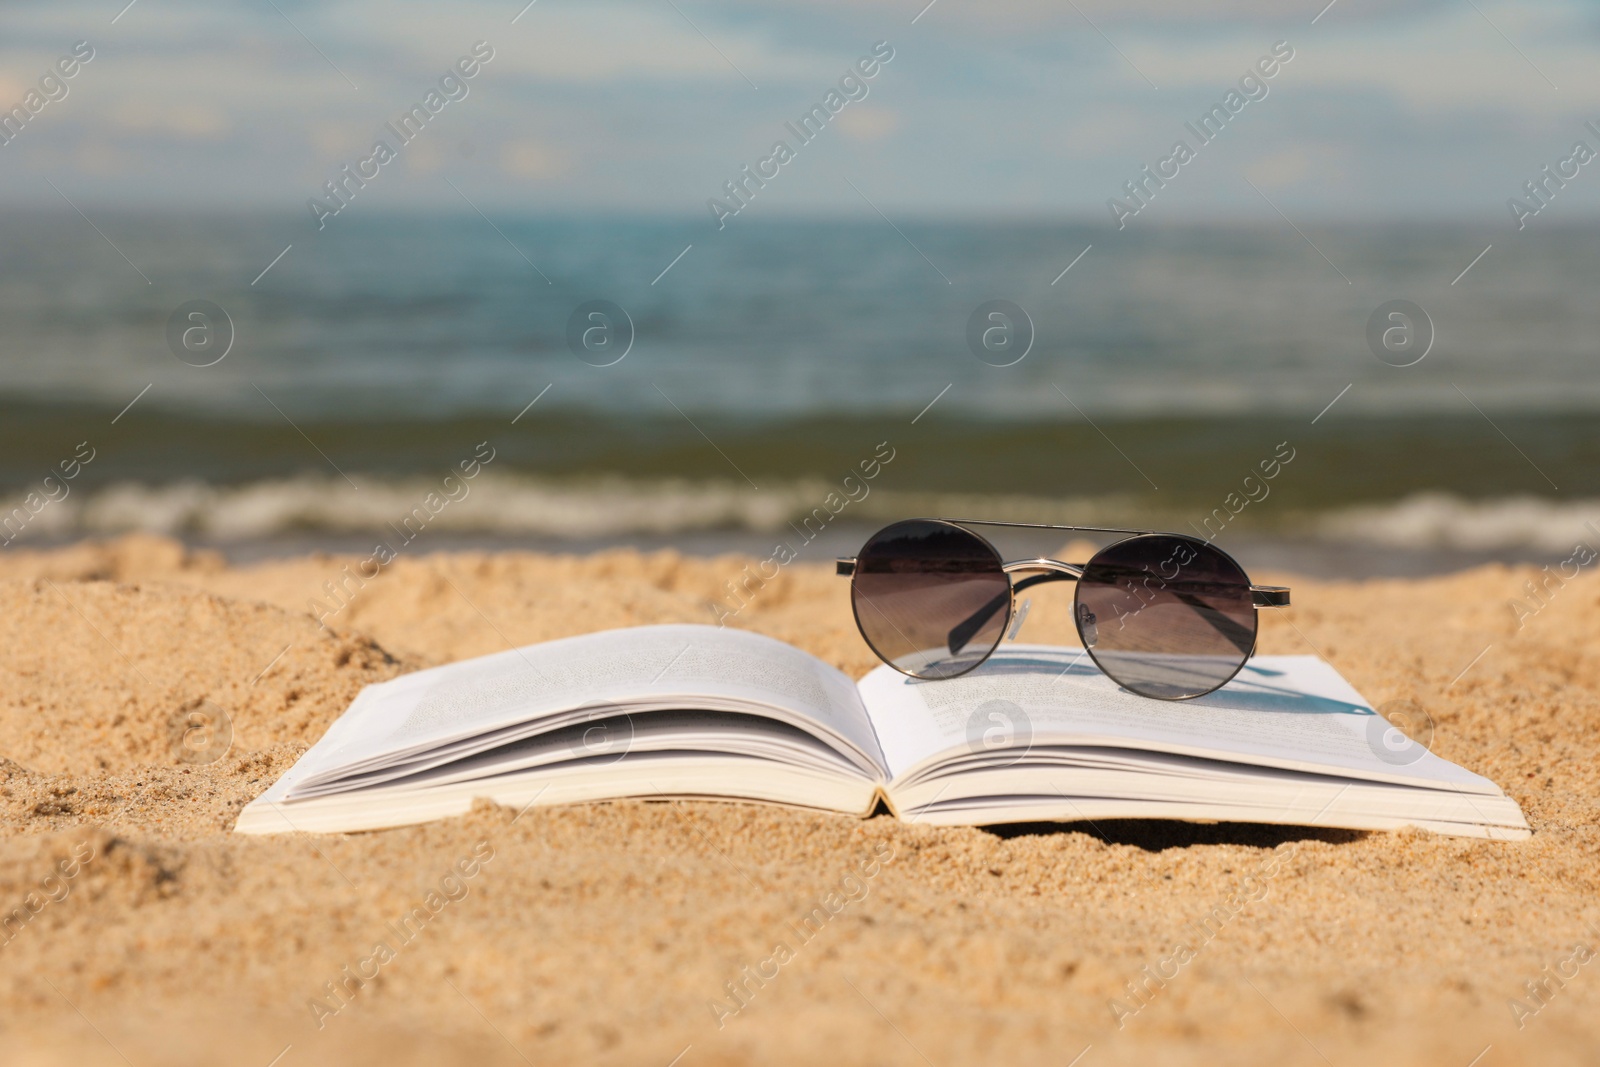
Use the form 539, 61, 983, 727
2, 0, 1600, 226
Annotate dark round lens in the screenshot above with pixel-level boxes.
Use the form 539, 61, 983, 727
851, 519, 1010, 679
1074, 534, 1257, 700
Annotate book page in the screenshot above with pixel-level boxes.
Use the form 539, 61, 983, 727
302, 624, 882, 778
858, 643, 1495, 792
289, 710, 871, 799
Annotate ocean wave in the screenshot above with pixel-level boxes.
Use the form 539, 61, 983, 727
0, 474, 1134, 543
1313, 493, 1600, 553
4, 477, 1597, 555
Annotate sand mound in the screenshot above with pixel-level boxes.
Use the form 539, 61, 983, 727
0, 577, 404, 778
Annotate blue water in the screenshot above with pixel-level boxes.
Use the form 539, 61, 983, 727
2, 213, 1597, 560
4, 213, 1597, 422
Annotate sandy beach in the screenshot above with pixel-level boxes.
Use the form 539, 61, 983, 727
0, 535, 1593, 1065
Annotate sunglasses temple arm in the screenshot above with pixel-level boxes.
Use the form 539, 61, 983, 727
945, 571, 1077, 656
1169, 583, 1286, 652
1172, 589, 1258, 654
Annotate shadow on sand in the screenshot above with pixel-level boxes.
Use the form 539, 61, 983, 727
980, 818, 1368, 852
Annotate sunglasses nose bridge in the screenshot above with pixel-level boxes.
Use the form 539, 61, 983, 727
1000, 558, 1084, 579
1001, 559, 1086, 601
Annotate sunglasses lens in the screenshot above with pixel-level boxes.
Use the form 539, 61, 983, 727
1075, 535, 1257, 700
852, 520, 1010, 679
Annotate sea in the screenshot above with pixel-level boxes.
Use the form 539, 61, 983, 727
2, 210, 1597, 575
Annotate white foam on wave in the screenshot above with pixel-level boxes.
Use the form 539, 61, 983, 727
1313, 492, 1600, 553
1, 474, 798, 541
0, 473, 1135, 544
5, 477, 1595, 555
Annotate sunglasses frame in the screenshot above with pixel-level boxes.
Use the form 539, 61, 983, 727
837, 518, 1290, 698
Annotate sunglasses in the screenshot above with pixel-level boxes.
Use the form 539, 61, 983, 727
837, 518, 1290, 700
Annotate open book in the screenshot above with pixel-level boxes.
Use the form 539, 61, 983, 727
236, 624, 1530, 840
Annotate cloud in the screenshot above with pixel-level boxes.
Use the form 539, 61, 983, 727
73, 140, 135, 177
500, 138, 572, 180
0, 0, 1597, 218
1244, 145, 1322, 189
108, 101, 230, 138
1132, 6, 1597, 112
719, 0, 1458, 27
404, 4, 826, 85
835, 105, 899, 141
